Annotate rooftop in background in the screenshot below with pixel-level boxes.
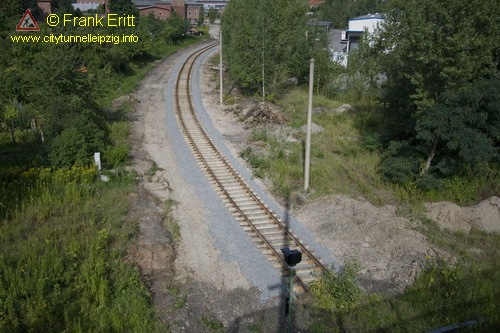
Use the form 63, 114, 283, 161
349, 13, 385, 21
308, 0, 324, 8
348, 13, 385, 33
329, 29, 347, 53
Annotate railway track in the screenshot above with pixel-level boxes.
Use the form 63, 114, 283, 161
174, 43, 327, 292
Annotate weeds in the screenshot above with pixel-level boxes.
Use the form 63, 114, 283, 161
163, 199, 180, 243
145, 160, 164, 181
308, 235, 500, 332
247, 323, 262, 332
201, 316, 224, 332
173, 298, 187, 309
242, 89, 393, 204
0, 168, 162, 332
310, 263, 362, 315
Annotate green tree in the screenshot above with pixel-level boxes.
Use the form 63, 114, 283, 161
109, 0, 138, 16
198, 8, 205, 25
0, 0, 22, 18
316, 0, 385, 28
55, 0, 75, 14
208, 7, 217, 24
165, 14, 189, 44
373, 0, 500, 181
222, 0, 313, 95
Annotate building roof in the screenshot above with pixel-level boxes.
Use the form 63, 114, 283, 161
349, 13, 385, 21
329, 29, 347, 53
138, 5, 171, 10
132, 0, 169, 7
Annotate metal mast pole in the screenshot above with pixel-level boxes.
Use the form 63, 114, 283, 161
219, 30, 223, 105
304, 58, 315, 191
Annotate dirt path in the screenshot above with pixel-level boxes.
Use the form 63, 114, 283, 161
128, 44, 285, 332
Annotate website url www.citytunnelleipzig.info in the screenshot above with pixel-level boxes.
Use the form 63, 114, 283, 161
10, 33, 139, 45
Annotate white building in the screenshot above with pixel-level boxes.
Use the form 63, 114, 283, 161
345, 13, 384, 52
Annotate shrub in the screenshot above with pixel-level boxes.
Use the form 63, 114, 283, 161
310, 263, 362, 315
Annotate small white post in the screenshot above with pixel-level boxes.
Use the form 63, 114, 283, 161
94, 152, 101, 177
304, 58, 314, 192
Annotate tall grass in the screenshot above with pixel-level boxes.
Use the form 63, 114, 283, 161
240, 87, 394, 205
241, 87, 500, 330
0, 168, 163, 332
310, 248, 500, 332
242, 87, 499, 208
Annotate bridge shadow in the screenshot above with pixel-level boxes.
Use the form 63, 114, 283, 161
228, 194, 299, 332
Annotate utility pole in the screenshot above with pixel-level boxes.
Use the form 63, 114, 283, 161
219, 30, 223, 105
304, 58, 314, 192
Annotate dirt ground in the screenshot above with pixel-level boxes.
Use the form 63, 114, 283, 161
126, 34, 500, 331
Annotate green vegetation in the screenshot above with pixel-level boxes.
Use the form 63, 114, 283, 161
315, 0, 386, 28
232, 0, 499, 204
222, 0, 333, 96
109, 0, 138, 16
309, 229, 500, 331
0, 2, 206, 331
239, 87, 394, 205
0, 168, 163, 332
310, 263, 363, 315
201, 315, 224, 332
163, 199, 180, 244
360, 0, 500, 186
0, 5, 194, 168
225, 0, 499, 330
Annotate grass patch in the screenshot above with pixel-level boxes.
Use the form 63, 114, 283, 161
145, 159, 164, 181
201, 316, 224, 332
243, 88, 499, 210
163, 199, 180, 244
243, 87, 394, 205
0, 168, 164, 332
173, 298, 187, 309
97, 38, 202, 108
247, 323, 263, 332
308, 231, 500, 332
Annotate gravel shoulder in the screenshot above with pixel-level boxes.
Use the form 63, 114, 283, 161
127, 33, 500, 330
128, 42, 284, 331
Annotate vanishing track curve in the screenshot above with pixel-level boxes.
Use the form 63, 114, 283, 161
174, 43, 327, 292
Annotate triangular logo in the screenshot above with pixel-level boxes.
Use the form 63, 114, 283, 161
16, 9, 40, 31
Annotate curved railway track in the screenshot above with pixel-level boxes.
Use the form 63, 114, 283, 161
174, 43, 327, 292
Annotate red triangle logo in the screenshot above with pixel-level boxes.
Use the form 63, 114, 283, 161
16, 9, 40, 31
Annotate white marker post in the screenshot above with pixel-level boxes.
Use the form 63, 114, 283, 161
304, 58, 314, 192
94, 152, 101, 177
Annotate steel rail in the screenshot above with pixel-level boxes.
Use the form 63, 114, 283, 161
173, 43, 328, 292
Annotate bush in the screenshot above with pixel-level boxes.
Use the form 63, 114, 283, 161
48, 128, 90, 168
104, 144, 129, 168
380, 141, 420, 183
310, 263, 362, 315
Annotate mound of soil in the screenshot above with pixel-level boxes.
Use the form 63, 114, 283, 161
294, 196, 450, 293
425, 196, 500, 233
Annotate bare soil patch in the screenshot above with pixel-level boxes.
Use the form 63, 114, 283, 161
426, 196, 500, 234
